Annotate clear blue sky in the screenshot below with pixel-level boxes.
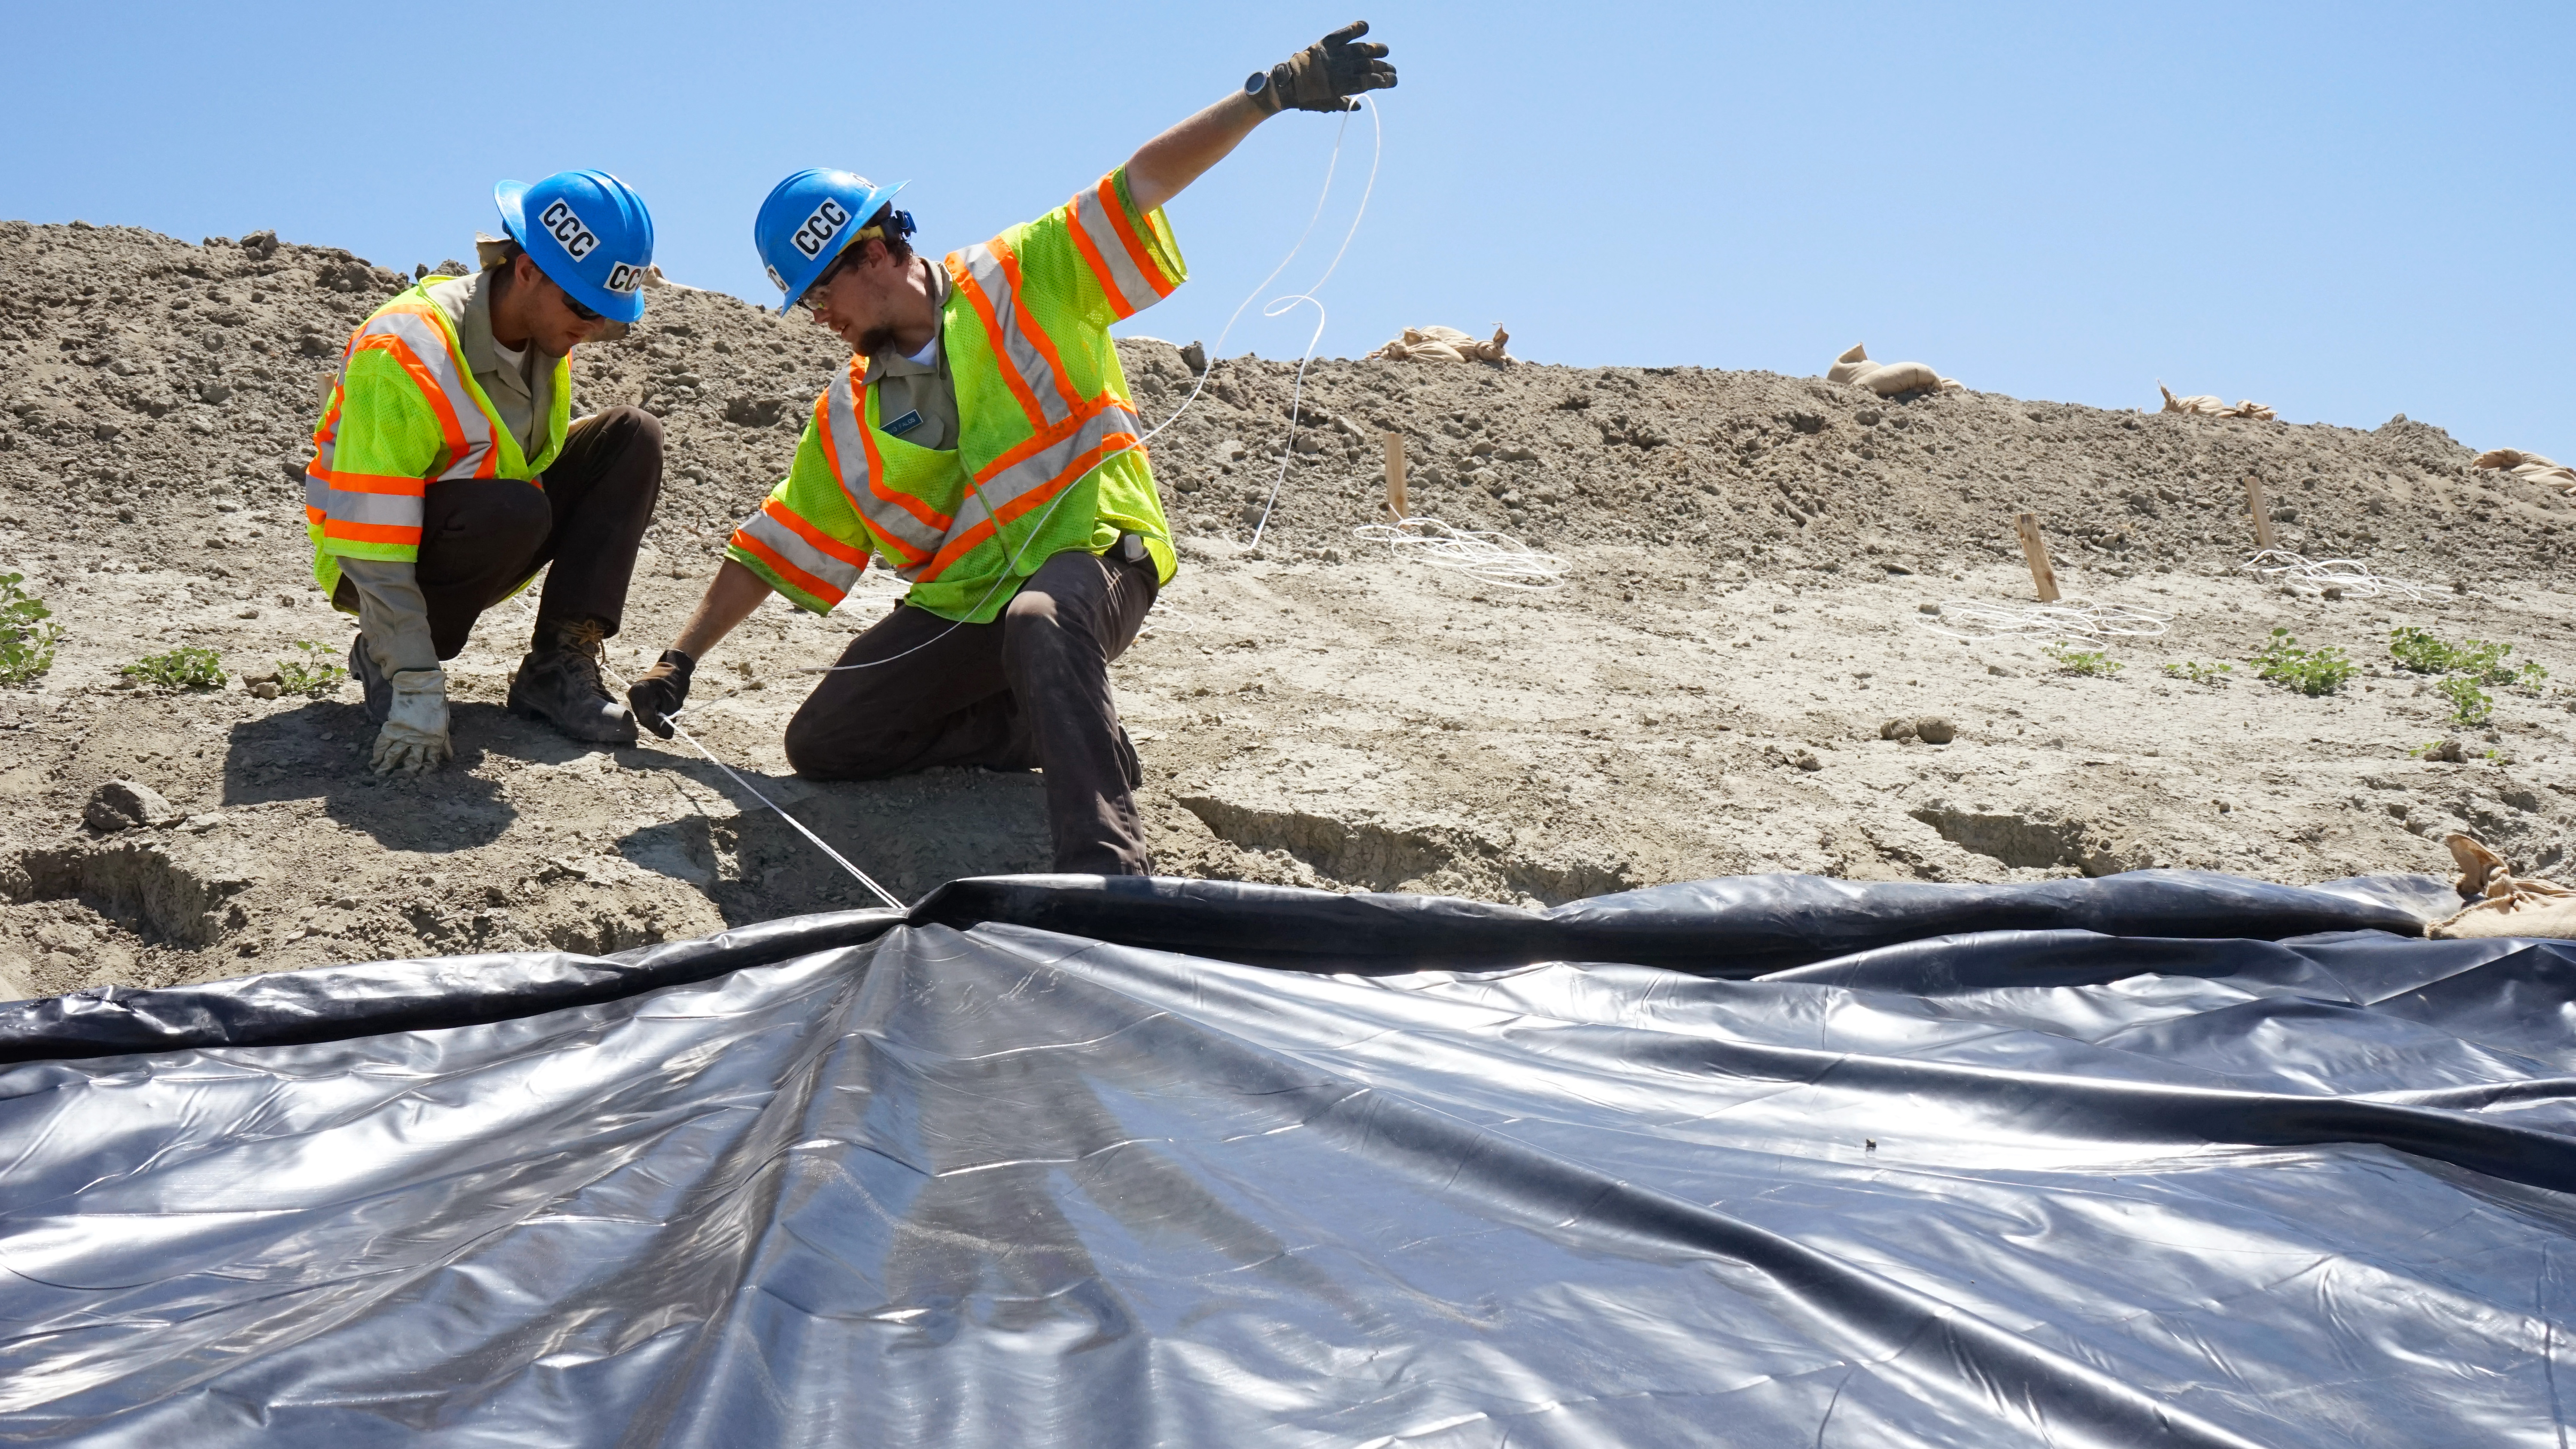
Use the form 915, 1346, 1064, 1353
7, 3, 2567, 453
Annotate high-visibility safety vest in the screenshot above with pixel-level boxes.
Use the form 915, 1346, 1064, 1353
301, 277, 571, 598
727, 168, 1183, 624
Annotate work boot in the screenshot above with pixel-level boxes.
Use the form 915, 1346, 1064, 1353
508, 618, 638, 745
349, 635, 392, 724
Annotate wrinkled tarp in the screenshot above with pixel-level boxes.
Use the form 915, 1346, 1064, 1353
6, 869, 2575, 1447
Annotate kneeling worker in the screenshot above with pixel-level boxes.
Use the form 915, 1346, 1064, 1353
626, 24, 1397, 873
303, 169, 667, 774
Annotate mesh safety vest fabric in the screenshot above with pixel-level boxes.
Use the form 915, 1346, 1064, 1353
302, 277, 571, 598
728, 170, 1184, 623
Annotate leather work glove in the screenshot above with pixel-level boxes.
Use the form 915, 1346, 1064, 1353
1251, 20, 1397, 114
626, 649, 696, 739
371, 667, 453, 776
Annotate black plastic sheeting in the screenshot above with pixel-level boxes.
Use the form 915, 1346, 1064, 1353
4, 870, 2573, 1446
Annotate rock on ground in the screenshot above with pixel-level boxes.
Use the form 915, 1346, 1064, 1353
2, 219, 2573, 998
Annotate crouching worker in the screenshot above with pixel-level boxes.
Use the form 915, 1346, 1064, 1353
303, 170, 665, 774
625, 23, 1396, 874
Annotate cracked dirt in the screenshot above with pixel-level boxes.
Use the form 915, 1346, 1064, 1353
3, 219, 2572, 996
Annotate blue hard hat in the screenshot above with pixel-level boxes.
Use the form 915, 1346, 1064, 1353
755, 169, 909, 315
493, 170, 656, 325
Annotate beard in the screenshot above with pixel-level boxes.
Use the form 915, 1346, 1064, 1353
854, 323, 900, 358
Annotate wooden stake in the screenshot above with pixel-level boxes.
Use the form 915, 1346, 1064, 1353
1382, 432, 1408, 520
2245, 474, 2277, 551
2014, 513, 2061, 602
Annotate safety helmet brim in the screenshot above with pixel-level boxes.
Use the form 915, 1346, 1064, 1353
495, 178, 651, 325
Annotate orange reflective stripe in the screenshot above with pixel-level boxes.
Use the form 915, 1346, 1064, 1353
1065, 189, 1139, 319
320, 518, 422, 546
1094, 173, 1177, 300
764, 496, 869, 568
810, 389, 844, 481
731, 528, 843, 608
946, 254, 1048, 430
992, 237, 1084, 416
352, 331, 471, 476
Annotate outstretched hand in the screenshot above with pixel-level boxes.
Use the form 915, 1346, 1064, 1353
1264, 20, 1398, 114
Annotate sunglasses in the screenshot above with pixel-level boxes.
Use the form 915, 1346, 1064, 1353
560, 287, 605, 325
799, 252, 854, 315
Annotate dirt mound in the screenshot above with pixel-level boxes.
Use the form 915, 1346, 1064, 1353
4, 219, 2573, 996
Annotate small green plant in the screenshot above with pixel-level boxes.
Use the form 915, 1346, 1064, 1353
273, 640, 349, 698
2163, 660, 2233, 686
2456, 643, 2547, 690
0, 572, 63, 687
121, 646, 227, 692
2249, 628, 2354, 696
2388, 626, 2454, 674
2044, 641, 2124, 677
2437, 675, 2494, 726
2389, 628, 2549, 690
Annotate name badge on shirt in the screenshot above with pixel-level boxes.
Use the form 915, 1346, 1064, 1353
883, 409, 924, 437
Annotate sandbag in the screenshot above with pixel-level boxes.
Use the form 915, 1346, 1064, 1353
2429, 831, 2576, 939
1828, 342, 1959, 397
2158, 382, 2276, 421
1368, 324, 1512, 363
2472, 447, 2576, 494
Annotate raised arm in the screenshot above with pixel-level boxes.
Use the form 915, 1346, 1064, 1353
1125, 21, 1399, 213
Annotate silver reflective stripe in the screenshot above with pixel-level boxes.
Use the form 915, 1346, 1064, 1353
953, 243, 1072, 429
1071, 181, 1160, 316
361, 308, 498, 482
738, 505, 863, 603
303, 472, 423, 529
939, 401, 1142, 570
819, 369, 946, 562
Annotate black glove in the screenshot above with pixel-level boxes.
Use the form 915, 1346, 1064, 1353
626, 649, 695, 738
1249, 20, 1397, 114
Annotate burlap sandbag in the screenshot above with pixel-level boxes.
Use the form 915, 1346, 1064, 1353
2427, 832, 2576, 939
2158, 383, 2276, 422
1829, 343, 1959, 398
2472, 448, 2576, 494
1369, 325, 1512, 363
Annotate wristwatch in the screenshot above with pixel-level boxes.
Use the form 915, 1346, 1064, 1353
1244, 68, 1282, 114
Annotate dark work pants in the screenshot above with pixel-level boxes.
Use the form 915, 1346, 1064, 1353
784, 548, 1160, 875
331, 406, 663, 659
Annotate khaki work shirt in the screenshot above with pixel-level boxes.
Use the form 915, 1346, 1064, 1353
859, 258, 961, 453
425, 270, 553, 461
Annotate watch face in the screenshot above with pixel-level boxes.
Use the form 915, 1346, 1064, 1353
1245, 70, 1269, 94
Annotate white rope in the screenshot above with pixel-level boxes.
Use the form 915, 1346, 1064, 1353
1136, 598, 1197, 638
592, 647, 908, 911
1245, 100, 1381, 551
1916, 599, 2173, 641
651, 710, 907, 912
2241, 549, 2434, 601
1352, 516, 1567, 589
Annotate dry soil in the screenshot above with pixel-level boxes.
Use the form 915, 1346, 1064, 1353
4, 218, 2573, 997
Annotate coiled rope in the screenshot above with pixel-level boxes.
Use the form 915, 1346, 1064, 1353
1350, 516, 1567, 589
2240, 549, 2434, 601
1915, 599, 2174, 641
